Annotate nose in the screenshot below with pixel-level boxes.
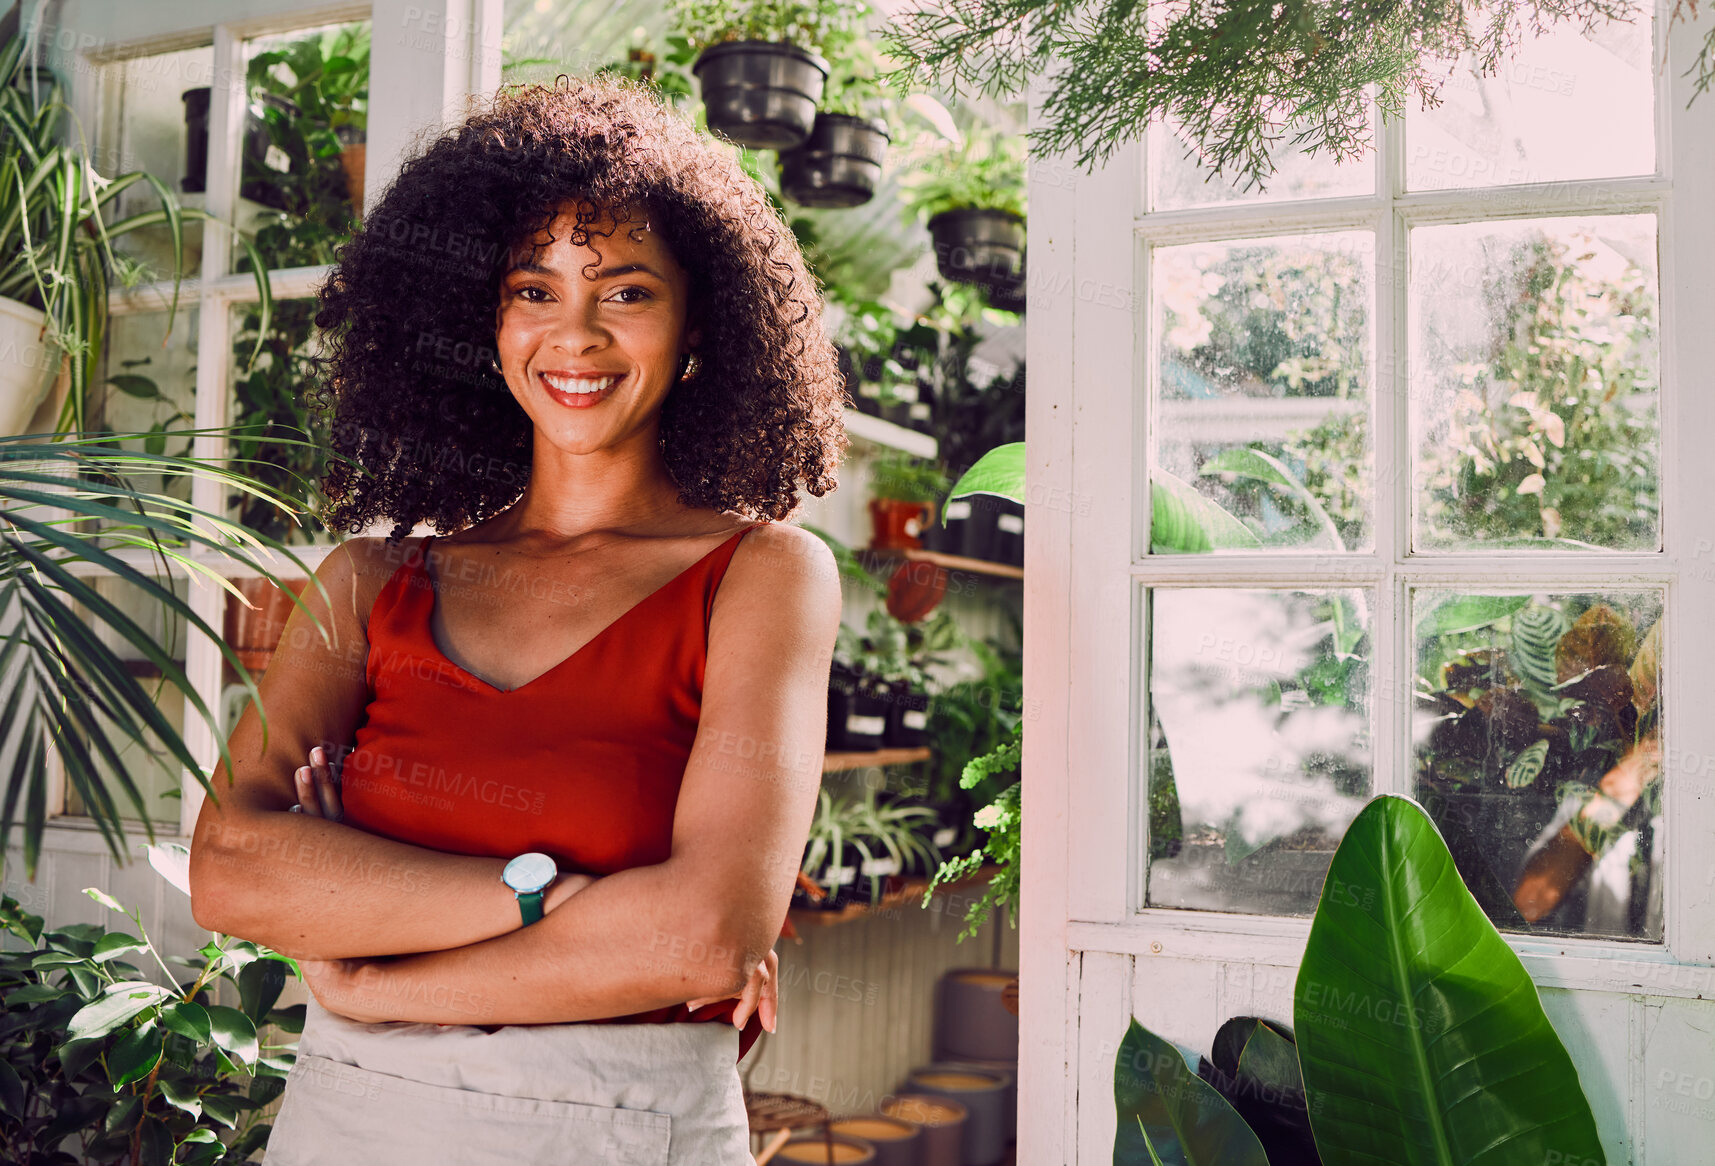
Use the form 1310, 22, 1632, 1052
543, 291, 612, 356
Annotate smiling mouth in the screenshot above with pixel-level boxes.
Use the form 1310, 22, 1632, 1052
539, 371, 622, 406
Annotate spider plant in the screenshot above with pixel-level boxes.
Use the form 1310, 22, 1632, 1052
801, 784, 944, 904
0, 430, 332, 877
0, 33, 272, 436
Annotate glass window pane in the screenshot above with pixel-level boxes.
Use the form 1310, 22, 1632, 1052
94, 47, 214, 277
227, 298, 332, 546
1153, 232, 1373, 552
1145, 589, 1373, 915
1150, 114, 1373, 211
63, 576, 189, 826
1412, 589, 1662, 940
1405, 1, 1654, 190
1411, 214, 1659, 551
232, 20, 370, 273
92, 307, 200, 539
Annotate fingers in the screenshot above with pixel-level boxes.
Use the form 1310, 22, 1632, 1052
761, 948, 777, 1033
293, 766, 323, 817
729, 954, 769, 1031
309, 746, 343, 820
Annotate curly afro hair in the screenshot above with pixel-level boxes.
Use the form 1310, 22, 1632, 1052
311, 74, 848, 543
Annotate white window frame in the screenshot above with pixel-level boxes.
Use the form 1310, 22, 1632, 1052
1021, 3, 1715, 1160
44, 0, 503, 840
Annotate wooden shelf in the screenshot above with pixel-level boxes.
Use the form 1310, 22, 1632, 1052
823, 747, 932, 772
863, 545, 1024, 581
844, 407, 938, 459
788, 865, 998, 930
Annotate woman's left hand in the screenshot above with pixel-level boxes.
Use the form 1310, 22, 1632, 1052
297, 955, 389, 1024
685, 948, 777, 1033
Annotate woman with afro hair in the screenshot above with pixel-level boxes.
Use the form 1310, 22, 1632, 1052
188, 74, 849, 1164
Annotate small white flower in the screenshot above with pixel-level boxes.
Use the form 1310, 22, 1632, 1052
972, 805, 1004, 831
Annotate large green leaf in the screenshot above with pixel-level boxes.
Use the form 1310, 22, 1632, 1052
1414, 595, 1528, 639
1199, 447, 1344, 551
1151, 469, 1261, 553
1293, 795, 1606, 1165
946, 441, 1025, 505
1115, 1017, 1270, 1166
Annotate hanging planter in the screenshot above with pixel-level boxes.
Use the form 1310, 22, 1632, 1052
779, 112, 890, 208
988, 253, 1027, 313
691, 40, 828, 149
928, 208, 1026, 289
0, 299, 64, 436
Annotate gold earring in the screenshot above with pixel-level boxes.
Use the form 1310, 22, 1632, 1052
681, 352, 701, 382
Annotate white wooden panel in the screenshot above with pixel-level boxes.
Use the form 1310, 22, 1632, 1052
1019, 50, 1080, 1166
1065, 132, 1142, 927
1076, 951, 1130, 1165
1663, 0, 1715, 967
1126, 953, 1223, 1055
1539, 987, 1636, 1165
1639, 995, 1715, 1163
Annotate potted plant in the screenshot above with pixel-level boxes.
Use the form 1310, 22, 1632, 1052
668, 0, 864, 149
869, 449, 952, 550
797, 785, 945, 910
900, 121, 1027, 289
240, 24, 369, 234
0, 36, 272, 438
0, 870, 303, 1162
828, 623, 891, 751
858, 606, 959, 747
778, 34, 894, 207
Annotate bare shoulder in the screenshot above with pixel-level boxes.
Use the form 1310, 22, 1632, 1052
310, 535, 424, 632
720, 522, 842, 625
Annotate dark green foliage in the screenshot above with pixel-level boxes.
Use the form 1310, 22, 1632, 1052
0, 889, 302, 1165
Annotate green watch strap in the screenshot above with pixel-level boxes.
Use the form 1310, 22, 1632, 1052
516, 889, 544, 926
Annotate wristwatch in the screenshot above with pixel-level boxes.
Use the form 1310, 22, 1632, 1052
501, 852, 558, 926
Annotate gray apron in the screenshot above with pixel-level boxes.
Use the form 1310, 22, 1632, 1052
265, 998, 755, 1164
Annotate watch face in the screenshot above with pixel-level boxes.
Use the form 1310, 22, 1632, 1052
503, 852, 557, 894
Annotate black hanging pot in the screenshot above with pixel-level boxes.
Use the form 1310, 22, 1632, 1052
828, 663, 889, 751
692, 40, 828, 150
928, 208, 1026, 288
988, 254, 1027, 313
181, 87, 212, 193
779, 112, 890, 208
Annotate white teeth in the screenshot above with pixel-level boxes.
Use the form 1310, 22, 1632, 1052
542, 373, 619, 395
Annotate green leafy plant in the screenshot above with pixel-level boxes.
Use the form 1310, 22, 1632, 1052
225, 301, 331, 545
666, 0, 865, 57
1415, 593, 1661, 932
802, 784, 944, 903
0, 879, 302, 1165
0, 35, 272, 434
921, 720, 1020, 940
897, 119, 1026, 222
867, 448, 952, 504
817, 24, 896, 121
0, 433, 327, 874
240, 23, 368, 268
1115, 795, 1610, 1164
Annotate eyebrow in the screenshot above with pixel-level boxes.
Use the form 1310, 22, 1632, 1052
508, 260, 665, 280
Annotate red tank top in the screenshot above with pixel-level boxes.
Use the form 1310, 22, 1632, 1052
340, 524, 770, 1060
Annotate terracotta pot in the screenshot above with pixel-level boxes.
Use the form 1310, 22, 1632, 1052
223, 576, 310, 672
339, 142, 366, 215
869, 497, 934, 550
885, 557, 949, 622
